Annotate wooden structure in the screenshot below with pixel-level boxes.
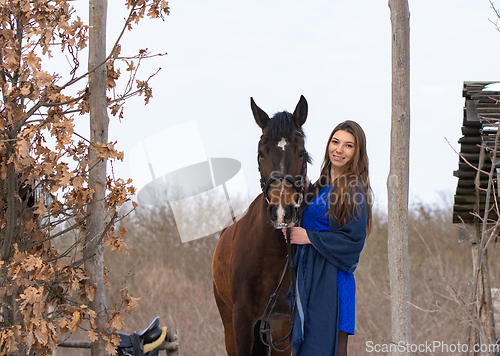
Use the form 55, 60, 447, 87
453, 81, 500, 347
58, 329, 180, 356
454, 81, 500, 240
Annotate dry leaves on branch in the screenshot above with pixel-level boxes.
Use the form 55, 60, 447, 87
0, 1, 167, 355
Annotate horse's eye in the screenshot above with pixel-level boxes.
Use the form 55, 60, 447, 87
299, 150, 307, 158
258, 151, 264, 160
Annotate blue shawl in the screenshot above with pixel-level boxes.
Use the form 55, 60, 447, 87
292, 191, 367, 355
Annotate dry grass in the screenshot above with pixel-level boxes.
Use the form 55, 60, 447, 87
105, 205, 225, 356
58, 197, 494, 356
351, 202, 478, 355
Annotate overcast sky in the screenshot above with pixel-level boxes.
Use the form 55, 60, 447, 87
68, 0, 500, 211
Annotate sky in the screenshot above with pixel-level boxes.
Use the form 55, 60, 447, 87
68, 0, 500, 212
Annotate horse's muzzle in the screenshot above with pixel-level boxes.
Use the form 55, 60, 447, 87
267, 204, 296, 229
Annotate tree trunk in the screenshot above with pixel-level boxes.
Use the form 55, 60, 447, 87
85, 1, 109, 356
387, 1, 411, 355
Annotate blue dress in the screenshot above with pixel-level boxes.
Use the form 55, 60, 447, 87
301, 184, 356, 335
292, 183, 367, 355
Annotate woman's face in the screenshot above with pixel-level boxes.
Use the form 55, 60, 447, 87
328, 130, 356, 176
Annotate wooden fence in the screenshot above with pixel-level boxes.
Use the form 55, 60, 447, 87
58, 329, 180, 356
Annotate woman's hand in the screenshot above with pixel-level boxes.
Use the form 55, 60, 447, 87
282, 227, 311, 245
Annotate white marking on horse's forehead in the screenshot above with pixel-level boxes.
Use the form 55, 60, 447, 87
277, 138, 288, 151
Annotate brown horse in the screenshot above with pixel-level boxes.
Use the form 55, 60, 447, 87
212, 96, 309, 356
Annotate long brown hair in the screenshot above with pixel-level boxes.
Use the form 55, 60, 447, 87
306, 120, 373, 235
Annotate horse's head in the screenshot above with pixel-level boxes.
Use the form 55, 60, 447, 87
251, 95, 310, 229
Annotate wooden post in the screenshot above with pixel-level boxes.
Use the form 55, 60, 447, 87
166, 329, 180, 356
387, 0, 412, 355
85, 1, 109, 355
471, 244, 496, 350
472, 146, 496, 353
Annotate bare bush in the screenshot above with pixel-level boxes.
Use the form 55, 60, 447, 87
57, 192, 479, 356
102, 192, 247, 356
352, 201, 476, 355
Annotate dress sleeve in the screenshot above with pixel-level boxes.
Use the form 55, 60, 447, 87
306, 199, 367, 273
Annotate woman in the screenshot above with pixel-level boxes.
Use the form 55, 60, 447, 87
283, 120, 372, 356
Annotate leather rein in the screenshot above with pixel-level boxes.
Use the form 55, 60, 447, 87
257, 130, 308, 352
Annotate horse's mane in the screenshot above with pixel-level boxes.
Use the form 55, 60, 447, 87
266, 111, 305, 142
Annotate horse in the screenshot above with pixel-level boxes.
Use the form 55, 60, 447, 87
212, 96, 309, 356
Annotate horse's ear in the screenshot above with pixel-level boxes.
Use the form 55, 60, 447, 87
292, 95, 308, 127
251, 97, 270, 130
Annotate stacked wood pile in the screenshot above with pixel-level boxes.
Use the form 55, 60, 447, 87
453, 81, 500, 242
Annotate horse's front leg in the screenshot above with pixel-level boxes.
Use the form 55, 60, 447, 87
214, 285, 237, 356
232, 305, 260, 356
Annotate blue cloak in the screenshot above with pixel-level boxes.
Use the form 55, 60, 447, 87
292, 192, 367, 355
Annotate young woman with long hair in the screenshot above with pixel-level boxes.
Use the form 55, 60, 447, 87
283, 120, 373, 356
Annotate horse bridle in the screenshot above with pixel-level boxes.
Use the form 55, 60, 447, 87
257, 130, 308, 352
258, 130, 308, 215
